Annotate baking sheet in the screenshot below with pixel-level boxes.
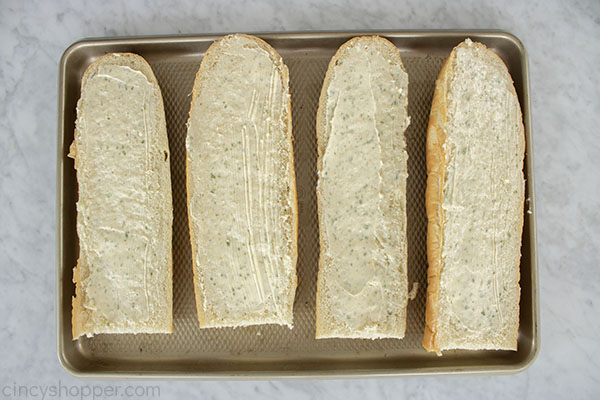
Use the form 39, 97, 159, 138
57, 31, 539, 378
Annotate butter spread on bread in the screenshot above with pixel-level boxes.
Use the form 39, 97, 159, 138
423, 39, 525, 354
186, 34, 297, 328
315, 36, 410, 339
70, 53, 173, 338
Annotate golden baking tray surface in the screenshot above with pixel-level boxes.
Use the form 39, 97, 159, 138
57, 31, 538, 378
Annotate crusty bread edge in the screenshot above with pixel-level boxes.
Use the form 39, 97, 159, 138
422, 48, 453, 355
423, 40, 525, 354
186, 38, 224, 329
70, 52, 173, 339
315, 36, 408, 339
186, 34, 297, 329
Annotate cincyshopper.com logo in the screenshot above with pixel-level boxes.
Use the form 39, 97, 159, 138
1, 381, 160, 400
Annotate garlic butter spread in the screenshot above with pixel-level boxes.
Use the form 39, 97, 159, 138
187, 36, 296, 326
318, 40, 409, 337
438, 40, 524, 347
75, 61, 171, 331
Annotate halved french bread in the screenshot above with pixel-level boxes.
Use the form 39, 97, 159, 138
315, 36, 411, 339
70, 53, 173, 339
186, 34, 298, 328
423, 39, 525, 354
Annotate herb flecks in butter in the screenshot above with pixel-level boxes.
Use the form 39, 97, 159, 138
75, 63, 170, 328
318, 39, 409, 337
437, 40, 524, 347
187, 36, 295, 326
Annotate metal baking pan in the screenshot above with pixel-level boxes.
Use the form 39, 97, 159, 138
57, 30, 539, 378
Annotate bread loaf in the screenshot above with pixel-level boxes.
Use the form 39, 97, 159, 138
423, 39, 525, 354
315, 36, 410, 339
186, 34, 298, 328
70, 53, 173, 339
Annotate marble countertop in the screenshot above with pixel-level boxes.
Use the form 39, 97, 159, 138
1, 0, 598, 398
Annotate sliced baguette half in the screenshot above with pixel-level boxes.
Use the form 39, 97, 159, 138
423, 39, 525, 354
70, 53, 173, 339
186, 34, 298, 328
315, 36, 410, 339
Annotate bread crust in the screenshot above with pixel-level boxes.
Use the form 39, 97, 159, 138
186, 34, 297, 328
422, 48, 453, 355
70, 53, 173, 339
423, 40, 525, 353
315, 36, 408, 339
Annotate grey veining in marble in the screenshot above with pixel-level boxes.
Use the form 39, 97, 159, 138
1, 0, 599, 398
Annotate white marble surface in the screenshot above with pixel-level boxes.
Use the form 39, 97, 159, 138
1, 0, 599, 398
